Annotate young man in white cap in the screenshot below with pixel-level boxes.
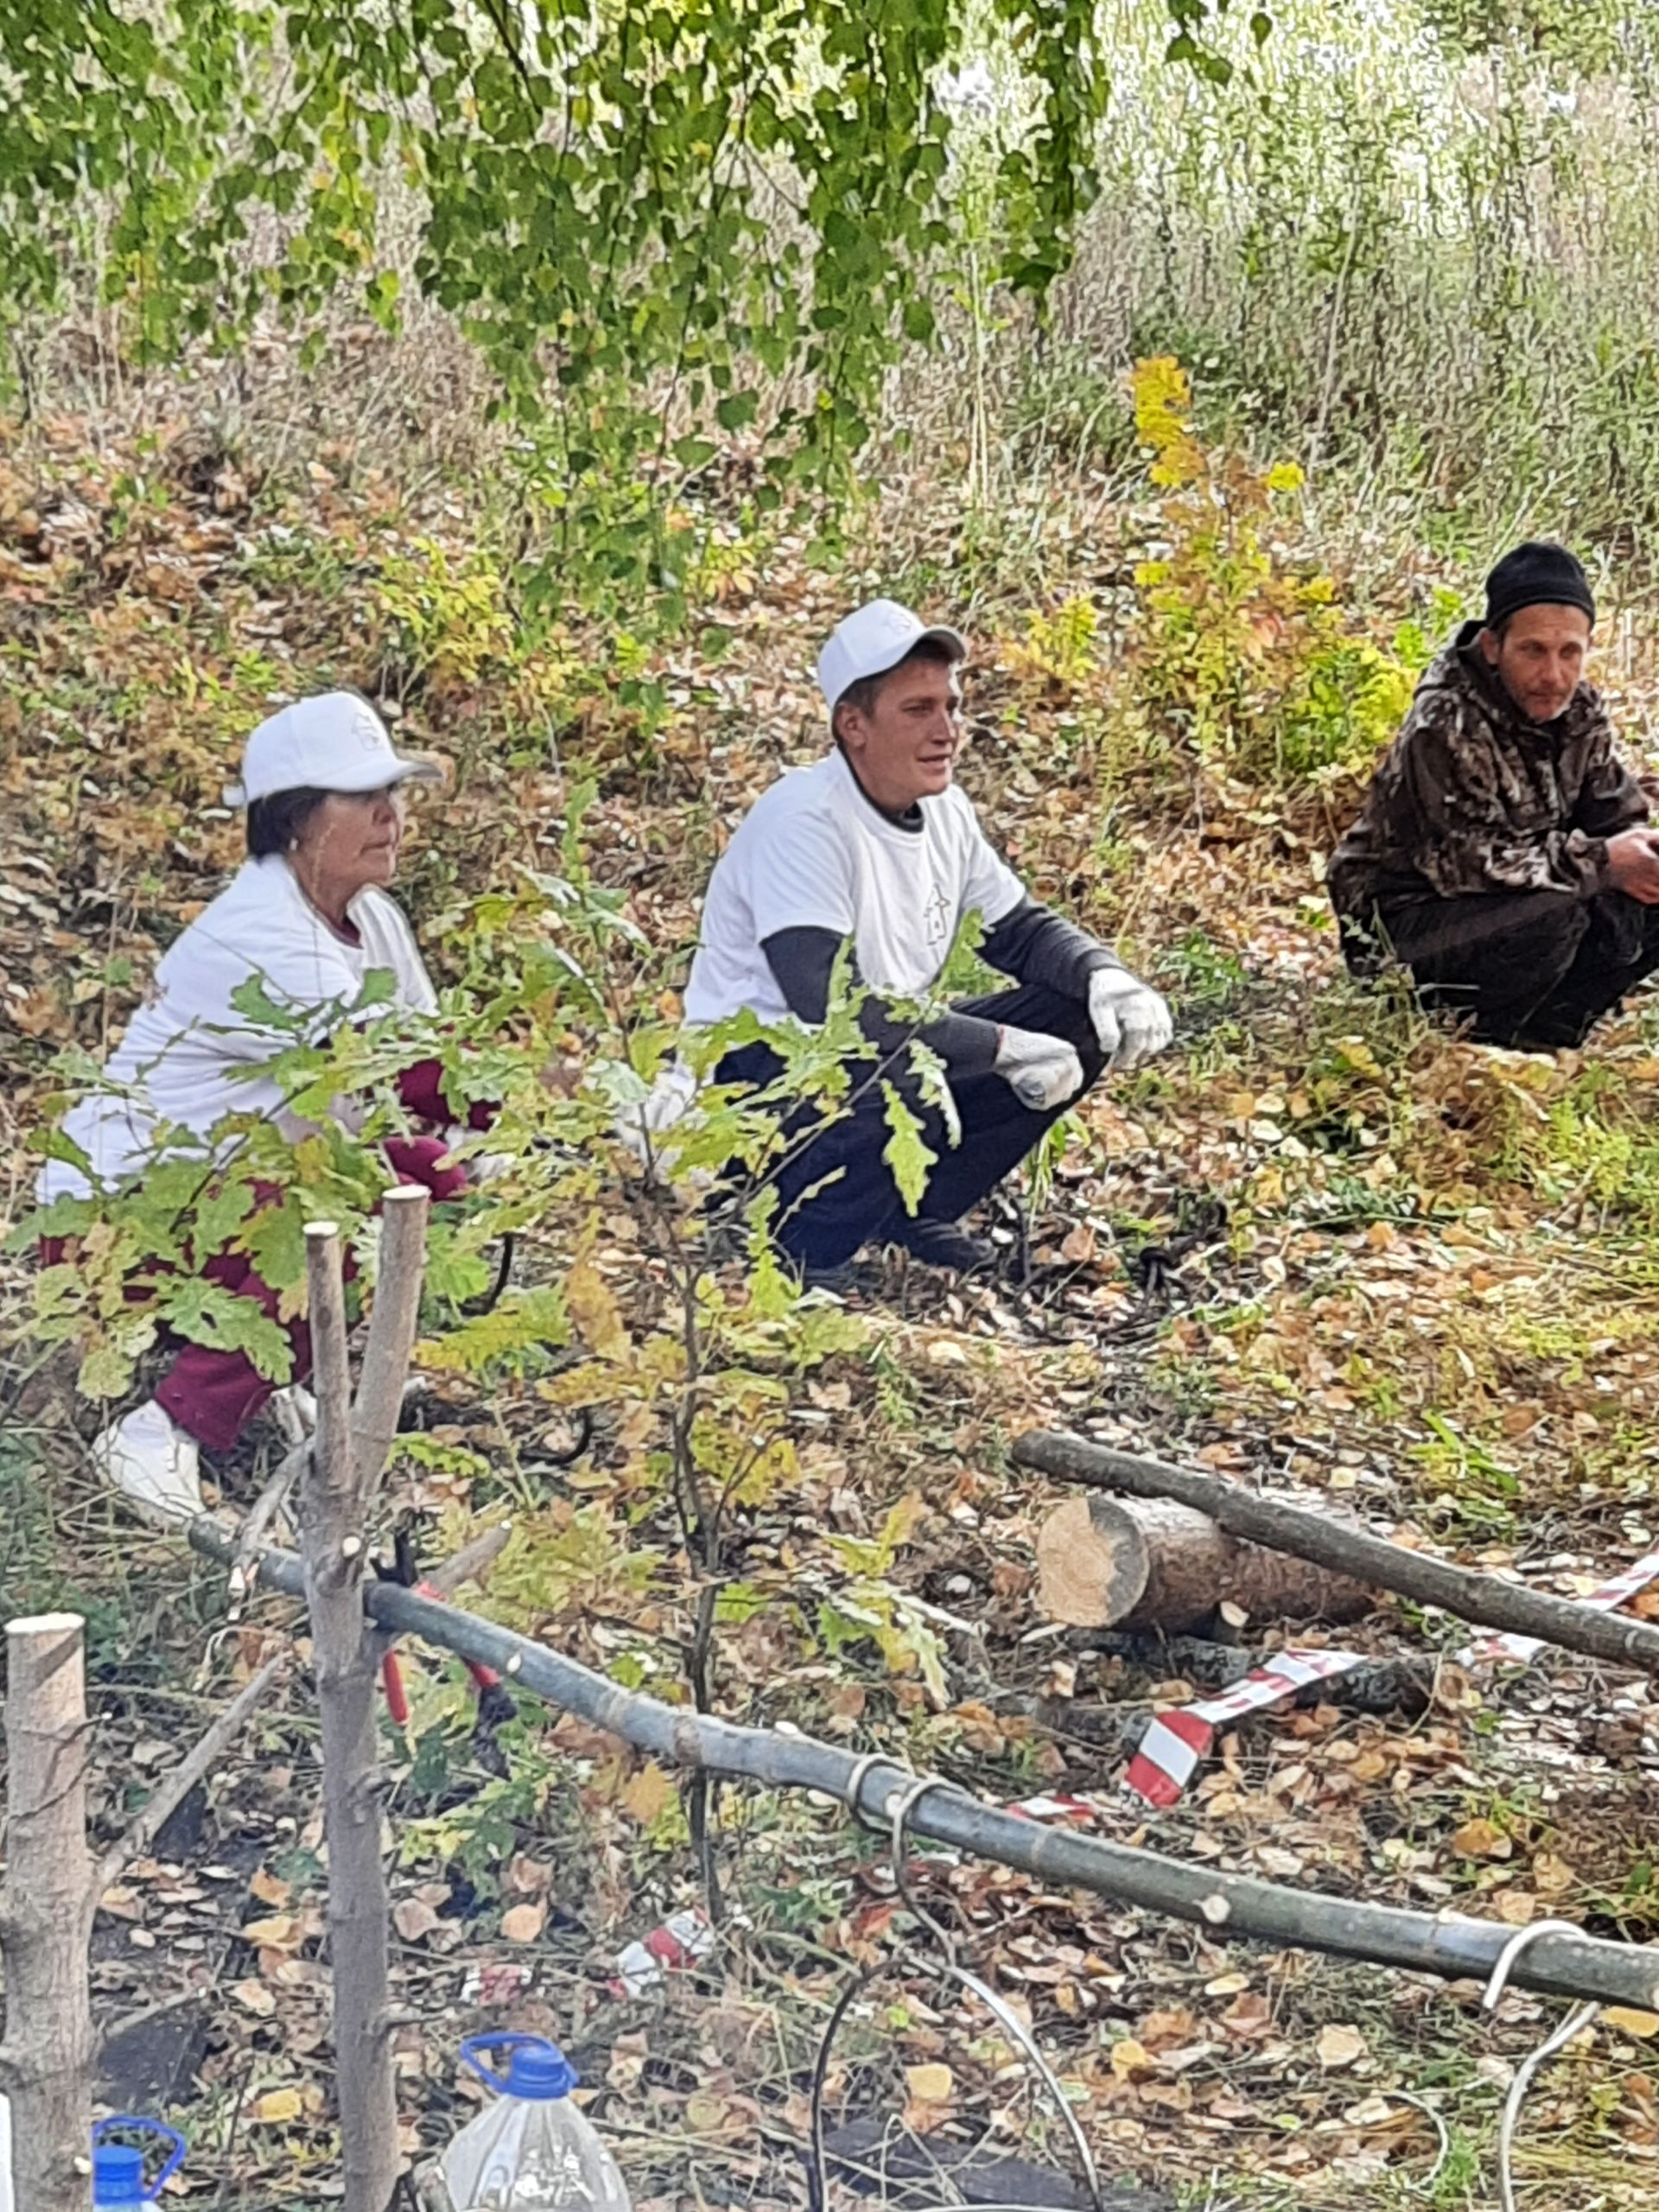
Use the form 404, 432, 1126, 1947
683, 599, 1173, 1278
37, 691, 486, 1522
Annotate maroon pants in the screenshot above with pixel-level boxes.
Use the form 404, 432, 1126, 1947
48, 1135, 467, 1454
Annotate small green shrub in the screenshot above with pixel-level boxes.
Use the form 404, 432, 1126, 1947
1123, 356, 1417, 785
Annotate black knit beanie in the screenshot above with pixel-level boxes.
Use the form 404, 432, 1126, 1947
1483, 540, 1596, 631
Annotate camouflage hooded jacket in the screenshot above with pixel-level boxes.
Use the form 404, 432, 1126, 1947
1326, 621, 1649, 922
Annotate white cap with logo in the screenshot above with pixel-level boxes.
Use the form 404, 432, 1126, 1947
224, 692, 445, 807
816, 598, 967, 715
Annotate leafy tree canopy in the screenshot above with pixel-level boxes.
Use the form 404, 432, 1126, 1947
1, 0, 1231, 604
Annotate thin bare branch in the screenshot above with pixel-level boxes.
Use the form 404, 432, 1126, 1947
227, 1440, 308, 1601
96, 1653, 288, 1896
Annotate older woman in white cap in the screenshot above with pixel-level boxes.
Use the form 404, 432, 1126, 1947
681, 598, 1174, 1283
38, 691, 479, 1521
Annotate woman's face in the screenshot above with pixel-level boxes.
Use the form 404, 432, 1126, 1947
294, 785, 408, 900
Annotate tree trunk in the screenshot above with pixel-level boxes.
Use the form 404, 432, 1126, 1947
0, 1614, 95, 2212
299, 1221, 400, 2212
1035, 1492, 1375, 1630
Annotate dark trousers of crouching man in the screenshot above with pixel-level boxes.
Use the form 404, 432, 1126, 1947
719, 982, 1107, 1274
1348, 889, 1659, 1050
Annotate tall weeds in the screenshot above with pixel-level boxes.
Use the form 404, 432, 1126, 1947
929, 0, 1659, 572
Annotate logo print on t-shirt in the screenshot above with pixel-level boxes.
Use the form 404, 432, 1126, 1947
922, 883, 950, 947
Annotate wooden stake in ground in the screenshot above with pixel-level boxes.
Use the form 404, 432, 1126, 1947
0, 1613, 97, 2212
299, 1193, 429, 2212
1036, 1491, 1375, 1630
0, 1618, 285, 2212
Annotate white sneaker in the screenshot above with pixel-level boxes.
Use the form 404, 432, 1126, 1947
92, 1399, 205, 1525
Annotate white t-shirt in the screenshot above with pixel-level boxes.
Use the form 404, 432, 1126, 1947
683, 748, 1026, 1027
39, 855, 437, 1201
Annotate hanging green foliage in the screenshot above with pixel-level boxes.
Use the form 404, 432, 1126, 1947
0, 0, 1234, 605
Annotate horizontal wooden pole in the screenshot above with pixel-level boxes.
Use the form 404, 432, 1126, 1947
1014, 1428, 1659, 1676
186, 1516, 1659, 2013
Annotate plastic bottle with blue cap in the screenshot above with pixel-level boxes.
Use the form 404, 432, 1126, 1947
425, 2035, 631, 2210
92, 2118, 188, 2208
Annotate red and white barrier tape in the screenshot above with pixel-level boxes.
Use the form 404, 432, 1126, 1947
1459, 1541, 1659, 1669
610, 1905, 715, 1998
1006, 1792, 1100, 1827
1122, 1648, 1369, 1808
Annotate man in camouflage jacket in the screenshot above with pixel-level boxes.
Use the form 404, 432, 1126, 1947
1327, 540, 1659, 1047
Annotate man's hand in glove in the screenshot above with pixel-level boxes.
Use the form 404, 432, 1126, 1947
1088, 968, 1173, 1071
994, 1025, 1085, 1111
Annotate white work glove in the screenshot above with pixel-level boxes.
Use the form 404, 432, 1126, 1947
994, 1024, 1085, 1112
1088, 967, 1173, 1072
612, 1058, 699, 1168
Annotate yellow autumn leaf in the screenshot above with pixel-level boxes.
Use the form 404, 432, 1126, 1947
252, 2088, 304, 2125
684, 2091, 739, 2136
1109, 2037, 1154, 2082
1605, 2007, 1659, 2039
1532, 1852, 1577, 1897
243, 1913, 301, 1948
564, 1259, 628, 1360
905, 2063, 954, 2103
620, 1761, 678, 1827
879, 1492, 926, 1554
232, 1979, 276, 2018
1450, 1818, 1510, 1861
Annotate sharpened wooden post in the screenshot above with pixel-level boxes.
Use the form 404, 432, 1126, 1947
0, 1613, 96, 2212
300, 1222, 399, 2212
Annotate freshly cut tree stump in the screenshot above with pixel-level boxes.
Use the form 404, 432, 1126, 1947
1036, 1493, 1376, 1631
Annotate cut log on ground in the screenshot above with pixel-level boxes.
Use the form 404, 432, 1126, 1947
1036, 1491, 1375, 1630
1015, 1428, 1659, 1676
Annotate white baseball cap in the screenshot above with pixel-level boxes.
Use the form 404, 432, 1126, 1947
224, 691, 444, 807
816, 598, 967, 715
